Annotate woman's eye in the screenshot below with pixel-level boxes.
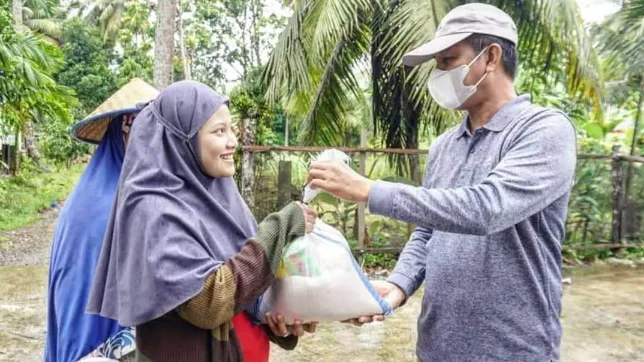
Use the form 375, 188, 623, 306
214, 128, 225, 135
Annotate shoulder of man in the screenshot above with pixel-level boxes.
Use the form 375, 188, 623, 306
511, 101, 577, 140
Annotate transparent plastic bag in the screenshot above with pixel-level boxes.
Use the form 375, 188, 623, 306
253, 221, 392, 323
251, 149, 392, 324
302, 149, 352, 204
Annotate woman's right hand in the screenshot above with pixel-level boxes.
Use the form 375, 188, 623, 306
297, 203, 317, 233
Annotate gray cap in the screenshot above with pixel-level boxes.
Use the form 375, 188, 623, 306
402, 3, 518, 67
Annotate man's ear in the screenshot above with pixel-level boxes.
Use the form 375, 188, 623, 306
485, 44, 503, 73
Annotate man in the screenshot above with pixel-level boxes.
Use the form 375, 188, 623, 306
307, 3, 576, 361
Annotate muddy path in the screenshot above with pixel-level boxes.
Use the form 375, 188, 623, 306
1, 212, 643, 362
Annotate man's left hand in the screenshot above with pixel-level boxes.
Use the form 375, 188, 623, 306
307, 161, 374, 203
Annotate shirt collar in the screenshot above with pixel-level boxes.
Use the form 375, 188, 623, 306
456, 94, 532, 139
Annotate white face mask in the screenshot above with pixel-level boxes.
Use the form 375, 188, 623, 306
427, 47, 489, 109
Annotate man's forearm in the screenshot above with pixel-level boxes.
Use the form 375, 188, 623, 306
387, 226, 432, 299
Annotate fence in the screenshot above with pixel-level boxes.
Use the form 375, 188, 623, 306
239, 145, 644, 256
0, 135, 18, 175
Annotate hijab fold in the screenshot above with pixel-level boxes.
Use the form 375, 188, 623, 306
87, 81, 257, 327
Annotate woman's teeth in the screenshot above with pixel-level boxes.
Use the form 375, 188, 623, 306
221, 155, 233, 161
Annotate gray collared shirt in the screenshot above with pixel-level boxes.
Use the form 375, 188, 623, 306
368, 95, 576, 361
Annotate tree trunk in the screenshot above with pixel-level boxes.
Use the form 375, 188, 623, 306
624, 78, 643, 200
13, 0, 41, 165
241, 117, 256, 210
153, 0, 177, 89
22, 121, 41, 164
177, 1, 191, 80
250, 0, 262, 68
12, 0, 22, 27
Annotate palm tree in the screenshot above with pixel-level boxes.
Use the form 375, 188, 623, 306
21, 0, 63, 42
594, 0, 644, 200
263, 0, 602, 177
73, 0, 128, 42
153, 0, 177, 89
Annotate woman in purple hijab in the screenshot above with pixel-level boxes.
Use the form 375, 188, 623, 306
87, 81, 316, 361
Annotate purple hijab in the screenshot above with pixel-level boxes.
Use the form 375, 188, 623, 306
87, 81, 258, 327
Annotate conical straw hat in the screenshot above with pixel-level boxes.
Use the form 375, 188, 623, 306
71, 78, 159, 144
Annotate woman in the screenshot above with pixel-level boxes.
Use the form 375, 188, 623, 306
87, 81, 316, 361
45, 112, 138, 362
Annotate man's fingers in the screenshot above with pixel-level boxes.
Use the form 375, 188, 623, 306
309, 161, 333, 171
307, 179, 332, 193
307, 322, 318, 333
307, 168, 329, 185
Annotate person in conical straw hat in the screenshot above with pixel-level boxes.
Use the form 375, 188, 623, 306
45, 78, 158, 362
306, 3, 576, 361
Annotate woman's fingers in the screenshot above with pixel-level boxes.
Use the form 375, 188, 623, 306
275, 314, 289, 336
265, 313, 280, 336
297, 203, 317, 233
267, 315, 319, 337
293, 320, 304, 336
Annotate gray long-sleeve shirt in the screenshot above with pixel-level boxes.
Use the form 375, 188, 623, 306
368, 95, 576, 362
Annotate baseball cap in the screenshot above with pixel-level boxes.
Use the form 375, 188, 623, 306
402, 3, 518, 67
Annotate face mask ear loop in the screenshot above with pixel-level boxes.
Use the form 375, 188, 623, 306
468, 45, 491, 87
474, 71, 489, 87
467, 45, 490, 67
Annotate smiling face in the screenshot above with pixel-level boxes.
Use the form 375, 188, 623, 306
197, 105, 238, 178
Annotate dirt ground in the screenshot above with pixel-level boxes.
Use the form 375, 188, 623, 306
1, 211, 643, 362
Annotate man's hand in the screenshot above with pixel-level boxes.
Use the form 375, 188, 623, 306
266, 312, 318, 337
307, 161, 374, 203
343, 280, 406, 326
297, 202, 318, 233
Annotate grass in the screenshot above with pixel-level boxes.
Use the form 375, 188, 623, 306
0, 162, 86, 232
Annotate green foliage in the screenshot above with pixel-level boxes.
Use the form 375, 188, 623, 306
55, 18, 117, 114
39, 115, 90, 165
0, 161, 86, 231
113, 1, 153, 86
264, 0, 603, 156
185, 0, 285, 88
0, 4, 76, 135
362, 253, 397, 269
229, 67, 285, 146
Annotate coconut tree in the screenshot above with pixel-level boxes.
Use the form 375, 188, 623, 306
74, 0, 129, 42
20, 0, 63, 42
264, 0, 602, 177
153, 0, 177, 89
594, 0, 644, 201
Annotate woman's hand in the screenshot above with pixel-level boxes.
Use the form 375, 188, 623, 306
297, 202, 317, 233
266, 312, 318, 337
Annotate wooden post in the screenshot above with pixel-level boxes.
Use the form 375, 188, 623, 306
611, 145, 623, 246
278, 160, 292, 208
284, 117, 289, 147
357, 128, 368, 249
1, 144, 9, 174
